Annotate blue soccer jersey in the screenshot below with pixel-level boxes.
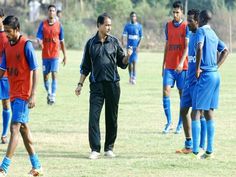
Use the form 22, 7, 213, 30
123, 22, 143, 48
196, 25, 226, 71
187, 31, 197, 86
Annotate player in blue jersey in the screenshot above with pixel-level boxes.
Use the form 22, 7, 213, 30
176, 9, 207, 154
122, 12, 143, 84
191, 10, 229, 159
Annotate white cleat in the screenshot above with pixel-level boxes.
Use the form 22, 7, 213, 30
89, 151, 100, 160
104, 150, 116, 158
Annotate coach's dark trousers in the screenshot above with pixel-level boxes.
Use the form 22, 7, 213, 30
89, 81, 120, 152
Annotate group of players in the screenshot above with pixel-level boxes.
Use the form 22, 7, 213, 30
161, 1, 229, 160
0, 0, 230, 176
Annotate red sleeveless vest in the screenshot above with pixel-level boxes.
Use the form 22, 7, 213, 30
165, 21, 188, 70
5, 36, 32, 101
42, 20, 60, 59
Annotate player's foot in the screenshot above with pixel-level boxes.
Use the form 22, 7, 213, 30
190, 152, 201, 159
47, 94, 51, 105
0, 168, 7, 177
1, 136, 7, 144
28, 167, 43, 176
131, 79, 136, 85
89, 151, 100, 160
129, 78, 132, 84
201, 152, 214, 159
104, 150, 116, 158
175, 124, 182, 134
176, 148, 192, 154
162, 123, 172, 134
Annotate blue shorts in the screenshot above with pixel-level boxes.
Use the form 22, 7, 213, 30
0, 77, 9, 100
43, 58, 59, 75
163, 69, 187, 90
11, 98, 29, 123
129, 49, 138, 63
181, 83, 196, 108
193, 71, 220, 110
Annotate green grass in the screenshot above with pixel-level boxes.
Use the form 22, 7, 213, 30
0, 51, 235, 177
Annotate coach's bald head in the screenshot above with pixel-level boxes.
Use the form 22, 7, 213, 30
199, 10, 212, 27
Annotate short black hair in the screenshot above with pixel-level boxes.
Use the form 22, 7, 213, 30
130, 11, 136, 17
187, 9, 200, 21
97, 13, 111, 28
57, 10, 62, 15
0, 8, 4, 17
173, 1, 183, 10
48, 4, 56, 10
199, 10, 212, 23
3, 15, 20, 30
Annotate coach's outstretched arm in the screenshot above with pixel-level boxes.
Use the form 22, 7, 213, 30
217, 48, 229, 68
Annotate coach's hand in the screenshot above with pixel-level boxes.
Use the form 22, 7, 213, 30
75, 84, 83, 96
28, 94, 36, 109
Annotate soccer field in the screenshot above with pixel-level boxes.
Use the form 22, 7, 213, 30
0, 51, 235, 177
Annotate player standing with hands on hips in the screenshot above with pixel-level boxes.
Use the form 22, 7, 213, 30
191, 10, 229, 159
75, 13, 132, 160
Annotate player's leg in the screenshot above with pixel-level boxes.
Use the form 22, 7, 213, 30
43, 59, 51, 104
177, 107, 192, 152
200, 110, 206, 150
0, 79, 11, 144
201, 72, 220, 159
175, 70, 187, 134
191, 109, 202, 157
0, 122, 21, 175
88, 83, 104, 159
104, 82, 120, 157
50, 59, 59, 104
128, 64, 132, 83
51, 71, 57, 104
20, 123, 42, 175
131, 51, 138, 84
1, 99, 10, 144
162, 69, 175, 133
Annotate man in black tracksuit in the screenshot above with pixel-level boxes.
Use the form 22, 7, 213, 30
75, 13, 132, 159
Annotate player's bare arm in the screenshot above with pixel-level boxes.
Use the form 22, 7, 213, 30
217, 48, 229, 68
0, 69, 5, 79
196, 42, 203, 78
37, 38, 43, 49
176, 38, 189, 73
28, 69, 38, 109
162, 41, 168, 77
60, 40, 67, 66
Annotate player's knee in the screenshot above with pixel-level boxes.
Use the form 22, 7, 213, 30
163, 88, 170, 96
10, 124, 20, 135
2, 100, 10, 109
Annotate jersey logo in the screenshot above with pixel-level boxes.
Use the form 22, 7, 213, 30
16, 51, 21, 61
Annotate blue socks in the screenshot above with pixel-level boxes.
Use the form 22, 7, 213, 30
2, 109, 10, 137
192, 120, 200, 154
185, 139, 192, 149
200, 117, 207, 149
44, 80, 50, 94
51, 79, 57, 96
0, 156, 11, 173
30, 154, 41, 169
206, 120, 215, 153
163, 96, 171, 124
